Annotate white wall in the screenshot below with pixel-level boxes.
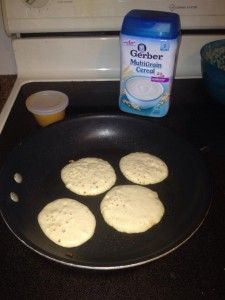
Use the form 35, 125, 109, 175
0, 3, 16, 75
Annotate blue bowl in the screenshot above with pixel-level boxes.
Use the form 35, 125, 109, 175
200, 39, 225, 105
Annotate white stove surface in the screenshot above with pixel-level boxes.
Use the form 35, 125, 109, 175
3, 0, 225, 33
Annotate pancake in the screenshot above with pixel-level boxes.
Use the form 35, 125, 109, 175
38, 198, 96, 247
61, 157, 116, 196
119, 152, 168, 185
100, 185, 165, 234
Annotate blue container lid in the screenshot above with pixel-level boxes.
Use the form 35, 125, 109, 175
121, 10, 181, 39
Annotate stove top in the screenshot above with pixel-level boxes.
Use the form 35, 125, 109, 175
0, 79, 225, 297
0, 81, 119, 164
1, 79, 224, 159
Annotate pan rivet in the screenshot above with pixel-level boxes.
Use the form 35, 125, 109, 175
14, 173, 23, 184
10, 192, 19, 203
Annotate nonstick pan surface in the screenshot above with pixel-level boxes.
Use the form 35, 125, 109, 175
0, 114, 212, 270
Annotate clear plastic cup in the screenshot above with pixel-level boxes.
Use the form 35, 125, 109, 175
26, 90, 69, 126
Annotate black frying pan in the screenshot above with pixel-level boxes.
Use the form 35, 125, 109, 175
0, 114, 212, 270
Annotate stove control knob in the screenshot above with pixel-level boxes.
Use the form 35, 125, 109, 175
22, 0, 49, 8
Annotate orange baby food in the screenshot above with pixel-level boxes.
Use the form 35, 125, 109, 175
26, 90, 69, 127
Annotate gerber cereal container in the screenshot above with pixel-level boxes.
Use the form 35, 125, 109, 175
119, 10, 181, 117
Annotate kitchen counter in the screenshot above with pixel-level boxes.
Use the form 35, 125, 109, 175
0, 78, 225, 299
0, 75, 17, 111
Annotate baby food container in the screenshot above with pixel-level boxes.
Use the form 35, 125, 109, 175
26, 90, 69, 126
